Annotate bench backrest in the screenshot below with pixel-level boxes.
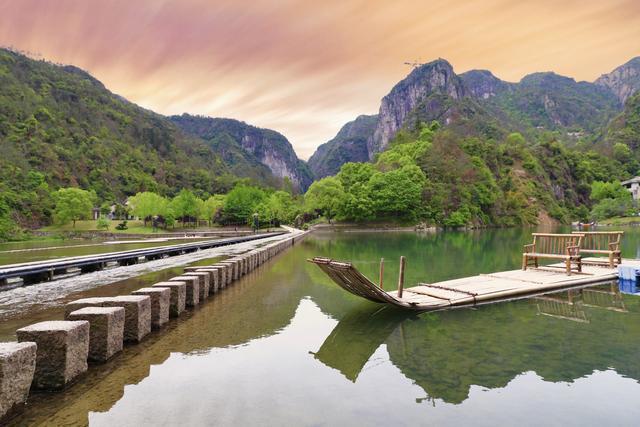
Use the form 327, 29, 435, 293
572, 231, 623, 251
531, 233, 584, 255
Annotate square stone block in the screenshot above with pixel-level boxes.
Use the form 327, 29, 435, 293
131, 288, 170, 329
101, 296, 151, 343
151, 282, 186, 317
16, 321, 89, 391
169, 276, 200, 307
67, 307, 124, 362
0, 342, 36, 422
218, 262, 235, 283
213, 265, 228, 288
196, 268, 220, 293
64, 297, 112, 318
182, 272, 210, 300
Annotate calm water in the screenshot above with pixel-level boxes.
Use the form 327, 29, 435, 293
7, 228, 640, 426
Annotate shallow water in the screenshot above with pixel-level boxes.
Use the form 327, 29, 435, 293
0, 237, 216, 265
7, 228, 640, 426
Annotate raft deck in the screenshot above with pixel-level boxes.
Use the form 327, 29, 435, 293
310, 257, 638, 311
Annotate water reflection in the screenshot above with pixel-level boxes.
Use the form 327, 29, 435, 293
7, 229, 640, 425
314, 281, 640, 405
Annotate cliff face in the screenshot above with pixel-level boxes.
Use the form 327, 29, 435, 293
368, 59, 465, 156
460, 69, 512, 99
171, 114, 313, 191
308, 56, 640, 177
596, 57, 640, 104
308, 115, 377, 179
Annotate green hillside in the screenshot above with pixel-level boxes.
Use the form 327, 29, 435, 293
0, 49, 272, 233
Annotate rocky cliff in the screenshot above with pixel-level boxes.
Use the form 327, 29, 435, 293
596, 57, 640, 104
308, 115, 377, 179
308, 56, 640, 176
368, 59, 466, 156
171, 114, 313, 191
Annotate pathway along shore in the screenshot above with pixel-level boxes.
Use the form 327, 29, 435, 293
0, 227, 308, 423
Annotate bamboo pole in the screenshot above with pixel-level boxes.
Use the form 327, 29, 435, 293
379, 258, 384, 289
397, 256, 406, 298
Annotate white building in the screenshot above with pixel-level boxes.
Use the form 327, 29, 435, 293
621, 177, 640, 201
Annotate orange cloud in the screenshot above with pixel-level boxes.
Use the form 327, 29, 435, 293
1, 0, 639, 158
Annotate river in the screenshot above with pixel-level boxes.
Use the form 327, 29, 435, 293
5, 228, 640, 426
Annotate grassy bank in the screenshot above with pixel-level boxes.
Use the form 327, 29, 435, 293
599, 216, 640, 226
38, 220, 237, 235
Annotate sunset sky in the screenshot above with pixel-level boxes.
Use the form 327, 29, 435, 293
1, 0, 639, 158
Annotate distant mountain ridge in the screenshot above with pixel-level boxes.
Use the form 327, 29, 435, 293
170, 114, 313, 191
308, 56, 640, 177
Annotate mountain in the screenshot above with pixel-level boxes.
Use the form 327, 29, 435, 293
307, 115, 377, 179
369, 59, 467, 156
459, 69, 512, 99
604, 92, 640, 157
308, 57, 640, 175
0, 48, 291, 228
170, 114, 313, 191
595, 57, 640, 104
488, 72, 620, 132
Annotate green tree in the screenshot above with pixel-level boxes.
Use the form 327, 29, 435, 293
223, 185, 267, 223
202, 195, 226, 225
304, 177, 345, 223
128, 192, 169, 226
170, 189, 201, 227
368, 165, 426, 220
52, 187, 94, 227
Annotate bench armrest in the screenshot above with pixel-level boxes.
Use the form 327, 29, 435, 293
609, 242, 620, 251
523, 243, 535, 253
566, 245, 580, 256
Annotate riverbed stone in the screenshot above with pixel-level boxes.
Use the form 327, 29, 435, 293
101, 296, 151, 343
64, 297, 113, 318
131, 288, 170, 329
67, 307, 125, 362
182, 272, 210, 300
151, 282, 186, 317
169, 276, 200, 307
0, 342, 36, 422
16, 321, 89, 390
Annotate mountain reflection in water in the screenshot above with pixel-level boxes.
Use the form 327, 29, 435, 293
314, 281, 640, 405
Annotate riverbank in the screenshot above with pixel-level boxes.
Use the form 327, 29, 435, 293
598, 216, 640, 226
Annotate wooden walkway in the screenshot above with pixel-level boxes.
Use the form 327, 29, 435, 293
310, 257, 638, 311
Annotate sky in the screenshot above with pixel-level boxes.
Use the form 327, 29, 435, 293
1, 0, 639, 159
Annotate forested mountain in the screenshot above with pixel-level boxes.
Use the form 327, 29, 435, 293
0, 48, 305, 230
309, 57, 640, 175
306, 56, 640, 227
170, 114, 313, 191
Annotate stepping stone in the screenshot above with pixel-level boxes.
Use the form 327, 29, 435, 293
0, 342, 36, 422
182, 272, 210, 300
67, 307, 125, 362
195, 268, 220, 293
64, 297, 112, 317
16, 321, 89, 390
102, 296, 151, 343
212, 265, 229, 288
151, 282, 186, 317
131, 288, 170, 329
169, 276, 200, 307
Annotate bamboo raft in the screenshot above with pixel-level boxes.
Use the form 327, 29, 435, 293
309, 257, 639, 311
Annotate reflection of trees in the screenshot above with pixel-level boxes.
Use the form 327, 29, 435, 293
315, 282, 640, 405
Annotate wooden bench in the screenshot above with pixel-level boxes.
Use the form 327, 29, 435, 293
572, 231, 623, 268
522, 233, 584, 275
